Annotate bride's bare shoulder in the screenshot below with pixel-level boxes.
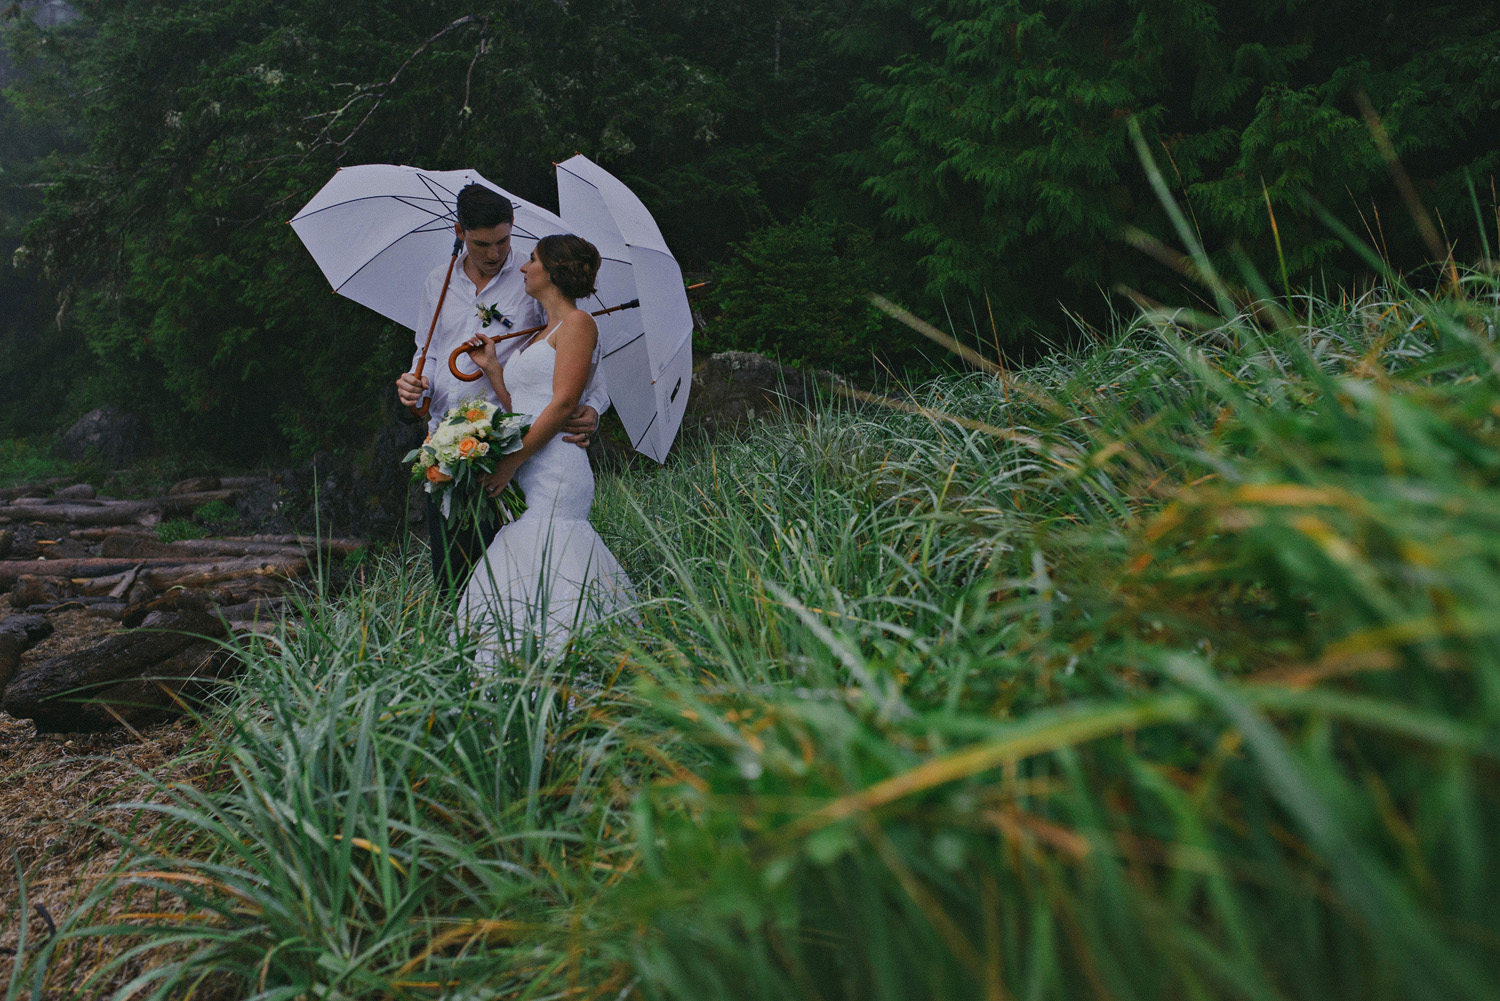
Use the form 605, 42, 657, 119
557, 307, 598, 346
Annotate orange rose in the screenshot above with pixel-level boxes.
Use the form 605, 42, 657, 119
458, 437, 478, 458
425, 465, 452, 484
465, 408, 485, 422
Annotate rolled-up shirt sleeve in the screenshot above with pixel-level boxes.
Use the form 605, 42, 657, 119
580, 364, 610, 418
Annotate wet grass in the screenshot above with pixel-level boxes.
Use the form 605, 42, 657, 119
6, 272, 1500, 1000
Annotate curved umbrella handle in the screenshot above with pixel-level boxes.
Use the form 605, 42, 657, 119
447, 299, 642, 382
407, 236, 463, 418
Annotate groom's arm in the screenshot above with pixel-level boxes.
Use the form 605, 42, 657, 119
395, 277, 439, 408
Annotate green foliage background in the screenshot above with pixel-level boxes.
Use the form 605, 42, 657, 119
2, 0, 1498, 457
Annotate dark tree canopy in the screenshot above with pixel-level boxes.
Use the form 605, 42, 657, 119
3, 0, 1497, 455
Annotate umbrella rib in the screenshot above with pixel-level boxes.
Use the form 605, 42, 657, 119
391, 194, 457, 223
333, 214, 457, 292
290, 193, 453, 223
601, 332, 645, 360
631, 411, 658, 451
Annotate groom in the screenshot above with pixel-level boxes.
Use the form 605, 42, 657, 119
395, 183, 608, 598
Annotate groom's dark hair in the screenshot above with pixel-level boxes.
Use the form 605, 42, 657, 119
455, 183, 515, 231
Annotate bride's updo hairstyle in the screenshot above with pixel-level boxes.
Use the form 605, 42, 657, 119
535, 234, 601, 300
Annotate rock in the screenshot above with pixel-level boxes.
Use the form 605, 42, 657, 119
682, 350, 844, 439
59, 406, 151, 468
234, 476, 295, 534
0, 529, 11, 558
269, 388, 425, 540
0, 614, 53, 694
54, 483, 97, 501
9, 575, 72, 610
167, 476, 222, 496
2, 591, 228, 732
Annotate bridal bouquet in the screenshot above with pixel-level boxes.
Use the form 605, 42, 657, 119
404, 396, 530, 529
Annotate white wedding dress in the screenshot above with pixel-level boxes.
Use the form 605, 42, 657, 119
457, 328, 635, 662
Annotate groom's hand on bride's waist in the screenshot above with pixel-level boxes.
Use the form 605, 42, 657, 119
561, 405, 599, 449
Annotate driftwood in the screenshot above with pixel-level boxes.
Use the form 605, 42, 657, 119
138, 555, 306, 591
0, 613, 52, 693
0, 478, 69, 503
68, 526, 157, 541
156, 489, 241, 515
2, 593, 228, 732
9, 575, 72, 609
99, 536, 310, 560
0, 487, 242, 525
86, 641, 242, 727
220, 534, 366, 555
166, 476, 221, 495
0, 557, 213, 591
0, 500, 160, 526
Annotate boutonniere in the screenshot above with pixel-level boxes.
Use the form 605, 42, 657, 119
476, 302, 513, 329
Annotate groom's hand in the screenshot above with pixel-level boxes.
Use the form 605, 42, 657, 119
561, 405, 599, 448
396, 373, 430, 408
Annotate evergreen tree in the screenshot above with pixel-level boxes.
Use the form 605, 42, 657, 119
846, 0, 1500, 343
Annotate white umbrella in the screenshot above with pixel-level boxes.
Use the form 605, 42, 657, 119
288, 164, 568, 332
555, 154, 694, 463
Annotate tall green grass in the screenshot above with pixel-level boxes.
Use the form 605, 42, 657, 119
8, 276, 1499, 1000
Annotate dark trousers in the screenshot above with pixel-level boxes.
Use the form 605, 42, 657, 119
426, 493, 500, 600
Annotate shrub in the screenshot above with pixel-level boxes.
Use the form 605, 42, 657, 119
705, 214, 913, 373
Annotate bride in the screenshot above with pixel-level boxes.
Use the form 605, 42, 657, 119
456, 233, 634, 660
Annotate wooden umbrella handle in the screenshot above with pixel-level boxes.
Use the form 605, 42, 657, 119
448, 298, 641, 382
407, 236, 463, 419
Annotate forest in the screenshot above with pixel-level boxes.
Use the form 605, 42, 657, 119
2, 0, 1498, 458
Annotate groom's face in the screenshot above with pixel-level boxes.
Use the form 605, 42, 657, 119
457, 222, 513, 281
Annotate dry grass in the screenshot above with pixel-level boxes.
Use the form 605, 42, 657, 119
0, 612, 208, 996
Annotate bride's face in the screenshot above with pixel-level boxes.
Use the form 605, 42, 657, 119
520, 251, 552, 297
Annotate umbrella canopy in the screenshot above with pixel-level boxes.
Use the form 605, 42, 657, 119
288, 164, 568, 332
556, 154, 694, 463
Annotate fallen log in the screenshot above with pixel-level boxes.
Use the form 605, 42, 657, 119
99, 535, 308, 560
0, 613, 52, 693
2, 593, 228, 732
68, 526, 157, 541
8, 575, 72, 609
1, 500, 159, 527
166, 476, 221, 496
87, 640, 243, 728
0, 478, 68, 502
220, 534, 366, 556
0, 557, 210, 591
155, 489, 241, 515
138, 554, 305, 592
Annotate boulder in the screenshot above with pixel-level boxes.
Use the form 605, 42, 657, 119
59, 406, 151, 468
54, 483, 97, 501
682, 351, 844, 438
234, 476, 295, 534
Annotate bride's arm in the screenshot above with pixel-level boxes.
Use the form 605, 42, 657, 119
486, 313, 597, 488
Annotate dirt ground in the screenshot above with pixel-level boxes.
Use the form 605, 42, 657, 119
0, 609, 208, 996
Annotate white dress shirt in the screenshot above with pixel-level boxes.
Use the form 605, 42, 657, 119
410, 246, 610, 434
